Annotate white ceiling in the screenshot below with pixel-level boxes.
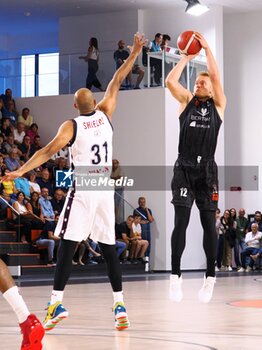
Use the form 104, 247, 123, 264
2, 0, 262, 20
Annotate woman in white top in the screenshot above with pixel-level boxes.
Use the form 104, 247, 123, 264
79, 37, 102, 91
27, 171, 41, 195
12, 191, 34, 242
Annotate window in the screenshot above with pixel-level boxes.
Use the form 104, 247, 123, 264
21, 53, 59, 97
21, 55, 35, 97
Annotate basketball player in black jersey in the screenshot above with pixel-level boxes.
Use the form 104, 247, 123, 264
166, 32, 226, 303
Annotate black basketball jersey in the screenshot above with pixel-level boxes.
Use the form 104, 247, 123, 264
178, 96, 222, 159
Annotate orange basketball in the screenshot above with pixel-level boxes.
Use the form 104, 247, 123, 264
177, 30, 202, 55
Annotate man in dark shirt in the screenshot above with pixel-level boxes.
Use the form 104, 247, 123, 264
166, 32, 226, 303
118, 215, 137, 261
37, 168, 54, 197
51, 188, 65, 219
133, 197, 154, 260
114, 40, 144, 89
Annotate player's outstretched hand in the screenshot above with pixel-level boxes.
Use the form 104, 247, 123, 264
127, 32, 147, 56
1, 170, 23, 183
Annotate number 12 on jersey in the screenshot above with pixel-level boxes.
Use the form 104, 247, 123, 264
180, 187, 188, 197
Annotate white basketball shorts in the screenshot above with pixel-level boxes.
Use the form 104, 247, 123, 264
54, 189, 115, 245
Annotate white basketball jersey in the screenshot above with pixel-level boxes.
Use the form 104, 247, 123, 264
69, 110, 113, 169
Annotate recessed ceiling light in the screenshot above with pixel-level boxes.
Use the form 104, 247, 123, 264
185, 0, 209, 16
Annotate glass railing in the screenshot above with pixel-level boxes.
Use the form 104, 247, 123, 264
0, 49, 207, 98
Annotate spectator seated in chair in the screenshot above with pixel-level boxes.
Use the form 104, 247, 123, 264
238, 223, 262, 272
131, 214, 149, 261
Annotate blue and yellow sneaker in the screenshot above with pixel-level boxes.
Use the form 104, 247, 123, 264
43, 301, 69, 331
113, 302, 130, 331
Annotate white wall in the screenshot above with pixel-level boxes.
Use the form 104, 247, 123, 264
224, 11, 262, 213
59, 11, 138, 94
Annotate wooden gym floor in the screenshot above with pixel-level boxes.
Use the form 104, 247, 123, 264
0, 272, 261, 350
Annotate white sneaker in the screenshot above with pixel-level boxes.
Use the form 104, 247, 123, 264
198, 275, 216, 303
169, 274, 183, 302
215, 266, 220, 272
237, 267, 245, 272
228, 266, 233, 271
245, 266, 252, 272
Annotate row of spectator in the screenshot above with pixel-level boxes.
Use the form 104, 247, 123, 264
216, 207, 262, 272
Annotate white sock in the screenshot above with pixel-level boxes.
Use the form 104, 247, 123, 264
3, 286, 30, 324
50, 290, 64, 305
113, 291, 124, 305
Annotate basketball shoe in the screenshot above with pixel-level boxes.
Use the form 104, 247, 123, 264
198, 275, 216, 303
43, 301, 68, 331
20, 314, 44, 350
169, 274, 183, 302
113, 302, 130, 331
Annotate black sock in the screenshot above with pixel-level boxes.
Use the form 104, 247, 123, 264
200, 210, 217, 278
171, 206, 191, 276
53, 239, 78, 291
98, 242, 122, 292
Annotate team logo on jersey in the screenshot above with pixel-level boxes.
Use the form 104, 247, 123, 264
56, 169, 74, 188
189, 121, 196, 127
196, 108, 209, 117
94, 129, 101, 137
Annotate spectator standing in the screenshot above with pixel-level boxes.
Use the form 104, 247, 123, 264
79, 37, 103, 91
133, 197, 154, 261
247, 210, 262, 232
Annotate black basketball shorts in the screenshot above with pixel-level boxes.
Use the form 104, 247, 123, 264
171, 158, 219, 211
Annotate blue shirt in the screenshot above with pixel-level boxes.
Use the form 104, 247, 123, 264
14, 177, 31, 197
2, 109, 17, 125
39, 197, 55, 218
5, 157, 20, 171
150, 40, 161, 52
37, 178, 54, 196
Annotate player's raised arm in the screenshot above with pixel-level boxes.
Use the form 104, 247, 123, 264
1, 120, 74, 181
165, 54, 193, 109
96, 33, 147, 119
194, 32, 226, 115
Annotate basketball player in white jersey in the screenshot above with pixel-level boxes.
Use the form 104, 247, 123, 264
2, 32, 147, 331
